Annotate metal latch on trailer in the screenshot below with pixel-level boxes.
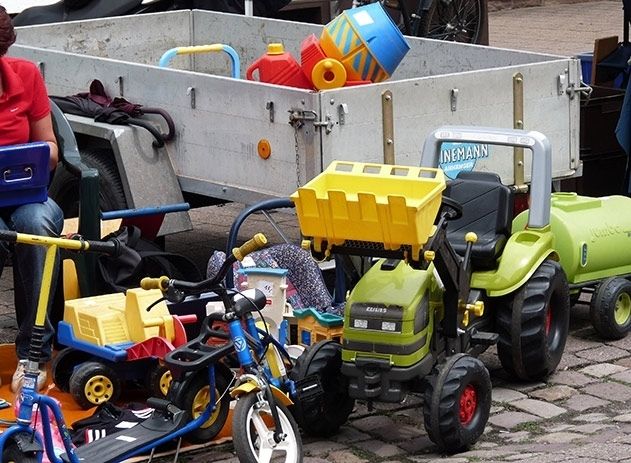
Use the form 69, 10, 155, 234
558, 69, 592, 100
288, 109, 335, 134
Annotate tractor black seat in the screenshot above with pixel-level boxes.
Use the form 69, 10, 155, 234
443, 171, 514, 270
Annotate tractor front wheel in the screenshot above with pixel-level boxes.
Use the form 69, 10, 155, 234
423, 354, 491, 453
590, 277, 631, 340
496, 259, 570, 381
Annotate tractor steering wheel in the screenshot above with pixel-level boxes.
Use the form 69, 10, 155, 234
439, 196, 463, 220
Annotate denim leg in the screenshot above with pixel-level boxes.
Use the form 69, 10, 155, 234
11, 199, 64, 362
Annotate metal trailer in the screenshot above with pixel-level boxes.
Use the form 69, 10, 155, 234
11, 9, 585, 235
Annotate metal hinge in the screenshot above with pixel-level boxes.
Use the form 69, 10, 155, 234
288, 109, 334, 134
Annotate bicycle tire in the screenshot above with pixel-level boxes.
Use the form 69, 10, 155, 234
418, 0, 485, 44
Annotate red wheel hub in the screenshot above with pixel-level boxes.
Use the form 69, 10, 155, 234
459, 384, 477, 425
545, 304, 553, 335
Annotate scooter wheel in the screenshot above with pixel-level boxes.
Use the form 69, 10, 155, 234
423, 353, 491, 453
232, 392, 303, 463
590, 277, 631, 340
69, 361, 121, 410
2, 437, 40, 463
171, 367, 231, 444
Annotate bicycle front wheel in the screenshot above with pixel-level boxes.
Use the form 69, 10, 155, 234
419, 0, 485, 44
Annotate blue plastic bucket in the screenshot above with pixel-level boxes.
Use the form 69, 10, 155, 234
321, 3, 410, 82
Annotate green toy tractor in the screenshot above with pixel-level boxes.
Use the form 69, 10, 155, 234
290, 127, 571, 453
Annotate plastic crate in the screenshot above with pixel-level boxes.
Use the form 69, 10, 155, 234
0, 142, 50, 208
576, 52, 593, 84
291, 161, 445, 256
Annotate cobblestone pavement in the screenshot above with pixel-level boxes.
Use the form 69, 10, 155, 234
0, 1, 628, 462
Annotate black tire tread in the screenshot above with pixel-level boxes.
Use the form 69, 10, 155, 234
496, 260, 570, 381
423, 354, 491, 452
590, 277, 631, 340
69, 361, 121, 410
289, 340, 354, 437
51, 348, 91, 393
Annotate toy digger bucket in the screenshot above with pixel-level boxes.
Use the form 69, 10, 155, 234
158, 44, 241, 79
291, 161, 445, 259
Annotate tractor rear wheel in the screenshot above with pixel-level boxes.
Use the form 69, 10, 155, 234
590, 277, 631, 340
496, 260, 570, 381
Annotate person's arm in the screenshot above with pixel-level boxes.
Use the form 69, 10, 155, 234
30, 114, 58, 171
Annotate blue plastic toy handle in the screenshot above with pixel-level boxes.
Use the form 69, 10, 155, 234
158, 44, 241, 79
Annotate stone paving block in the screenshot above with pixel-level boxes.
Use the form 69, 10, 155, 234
488, 411, 542, 429
327, 449, 369, 463
502, 381, 547, 393
572, 412, 610, 423
571, 423, 616, 434
510, 398, 567, 418
558, 353, 592, 370
581, 363, 628, 378
331, 426, 372, 444
505, 454, 542, 461
549, 370, 596, 387
304, 458, 332, 463
303, 440, 347, 456
425, 458, 468, 463
371, 424, 424, 443
614, 357, 631, 369
490, 405, 505, 414
529, 384, 576, 401
496, 430, 530, 443
564, 393, 611, 412
607, 336, 631, 351
565, 333, 602, 352
356, 439, 404, 458
611, 369, 631, 385
576, 345, 629, 363
534, 431, 585, 444
492, 387, 527, 403
544, 423, 575, 433
582, 381, 631, 402
457, 448, 518, 459
396, 435, 433, 454
351, 415, 396, 432
563, 442, 631, 461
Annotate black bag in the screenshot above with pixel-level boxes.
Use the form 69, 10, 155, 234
96, 225, 202, 293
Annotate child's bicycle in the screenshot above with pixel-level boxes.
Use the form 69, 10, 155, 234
0, 231, 305, 463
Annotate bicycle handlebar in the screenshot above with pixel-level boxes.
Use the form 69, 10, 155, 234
141, 233, 268, 296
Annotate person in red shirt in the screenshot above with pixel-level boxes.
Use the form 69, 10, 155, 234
0, 5, 63, 392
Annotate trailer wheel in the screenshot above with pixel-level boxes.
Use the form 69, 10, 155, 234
590, 277, 631, 340
51, 348, 92, 392
496, 260, 570, 381
49, 147, 127, 218
69, 361, 121, 409
423, 354, 491, 453
289, 340, 354, 437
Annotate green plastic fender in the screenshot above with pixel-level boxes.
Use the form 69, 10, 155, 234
471, 227, 558, 297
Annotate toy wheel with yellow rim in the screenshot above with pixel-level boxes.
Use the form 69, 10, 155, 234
69, 361, 121, 410
590, 277, 631, 340
147, 362, 173, 398
170, 367, 231, 443
51, 348, 91, 392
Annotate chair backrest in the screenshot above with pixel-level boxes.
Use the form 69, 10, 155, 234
443, 171, 514, 270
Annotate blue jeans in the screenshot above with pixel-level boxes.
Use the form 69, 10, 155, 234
0, 199, 64, 362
